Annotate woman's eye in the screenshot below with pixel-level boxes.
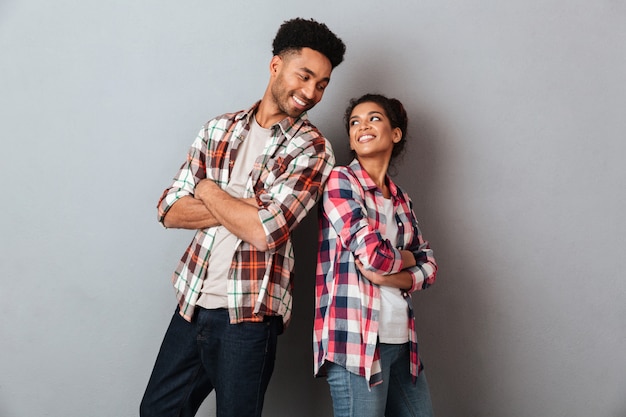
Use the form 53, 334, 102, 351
350, 120, 360, 126
371, 116, 381, 121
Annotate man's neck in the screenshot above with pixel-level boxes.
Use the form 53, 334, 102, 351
254, 86, 290, 128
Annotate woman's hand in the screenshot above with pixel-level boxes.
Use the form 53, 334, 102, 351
356, 259, 413, 291
356, 260, 385, 285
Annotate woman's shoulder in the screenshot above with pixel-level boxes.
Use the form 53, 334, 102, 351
323, 165, 365, 200
330, 164, 351, 176
330, 159, 364, 178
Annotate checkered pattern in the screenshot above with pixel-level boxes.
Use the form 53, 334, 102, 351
158, 101, 335, 325
314, 159, 437, 385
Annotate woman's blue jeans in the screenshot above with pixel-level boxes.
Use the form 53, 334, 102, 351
326, 343, 434, 417
140, 307, 282, 417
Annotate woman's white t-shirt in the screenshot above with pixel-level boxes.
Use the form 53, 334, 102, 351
377, 197, 410, 344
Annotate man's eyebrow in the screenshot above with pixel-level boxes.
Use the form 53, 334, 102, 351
300, 67, 331, 83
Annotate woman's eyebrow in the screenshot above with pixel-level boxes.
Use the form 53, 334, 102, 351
349, 111, 384, 121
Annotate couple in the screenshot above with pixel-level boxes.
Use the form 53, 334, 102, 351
140, 17, 438, 417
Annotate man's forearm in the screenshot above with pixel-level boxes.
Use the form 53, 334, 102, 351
196, 180, 268, 251
162, 196, 220, 229
205, 194, 268, 251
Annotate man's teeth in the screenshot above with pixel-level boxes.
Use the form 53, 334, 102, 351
294, 96, 306, 106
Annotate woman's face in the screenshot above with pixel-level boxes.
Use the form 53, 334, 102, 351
348, 101, 401, 161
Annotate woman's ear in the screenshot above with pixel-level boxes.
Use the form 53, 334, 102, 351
392, 127, 403, 143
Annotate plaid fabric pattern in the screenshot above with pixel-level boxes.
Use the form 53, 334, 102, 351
314, 159, 437, 386
158, 101, 335, 325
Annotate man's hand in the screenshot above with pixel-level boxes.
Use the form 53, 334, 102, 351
195, 179, 269, 251
194, 178, 221, 204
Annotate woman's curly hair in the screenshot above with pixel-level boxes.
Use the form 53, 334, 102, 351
272, 18, 346, 69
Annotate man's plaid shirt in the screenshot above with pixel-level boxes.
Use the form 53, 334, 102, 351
158, 101, 335, 325
314, 159, 437, 386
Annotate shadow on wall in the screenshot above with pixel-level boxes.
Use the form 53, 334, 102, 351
263, 210, 334, 416
397, 107, 495, 416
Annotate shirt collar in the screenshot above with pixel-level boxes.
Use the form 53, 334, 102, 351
236, 101, 310, 138
348, 158, 400, 199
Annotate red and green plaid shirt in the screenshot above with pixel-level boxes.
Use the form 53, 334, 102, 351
158, 101, 335, 325
314, 159, 437, 385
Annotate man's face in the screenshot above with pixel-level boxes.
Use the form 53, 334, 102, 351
269, 47, 333, 118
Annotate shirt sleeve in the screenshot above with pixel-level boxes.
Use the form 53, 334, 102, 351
322, 167, 404, 275
257, 136, 335, 253
403, 197, 438, 292
156, 129, 207, 225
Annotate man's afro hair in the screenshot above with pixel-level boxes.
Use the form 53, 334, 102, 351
272, 18, 346, 69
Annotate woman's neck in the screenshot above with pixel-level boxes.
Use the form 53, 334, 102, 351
358, 157, 391, 198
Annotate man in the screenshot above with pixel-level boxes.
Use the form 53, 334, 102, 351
140, 18, 346, 417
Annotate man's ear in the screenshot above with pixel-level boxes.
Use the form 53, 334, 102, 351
269, 55, 283, 76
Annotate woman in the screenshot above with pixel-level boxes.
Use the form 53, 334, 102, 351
314, 94, 438, 417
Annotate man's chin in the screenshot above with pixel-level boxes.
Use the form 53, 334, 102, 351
286, 108, 307, 118
279, 102, 310, 118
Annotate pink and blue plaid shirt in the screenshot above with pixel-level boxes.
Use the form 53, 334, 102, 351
314, 159, 437, 386
158, 101, 335, 325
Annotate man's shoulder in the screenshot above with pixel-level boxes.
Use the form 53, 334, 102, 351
203, 102, 258, 128
288, 130, 334, 161
205, 108, 248, 126
287, 118, 331, 149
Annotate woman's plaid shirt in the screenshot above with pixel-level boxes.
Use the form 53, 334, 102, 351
314, 160, 437, 386
158, 102, 335, 325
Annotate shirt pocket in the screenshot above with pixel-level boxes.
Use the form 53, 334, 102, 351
257, 156, 287, 190
395, 209, 415, 247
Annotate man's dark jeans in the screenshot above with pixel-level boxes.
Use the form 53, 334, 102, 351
140, 307, 282, 417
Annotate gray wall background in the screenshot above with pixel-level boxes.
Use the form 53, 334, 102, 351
1, 1, 625, 416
